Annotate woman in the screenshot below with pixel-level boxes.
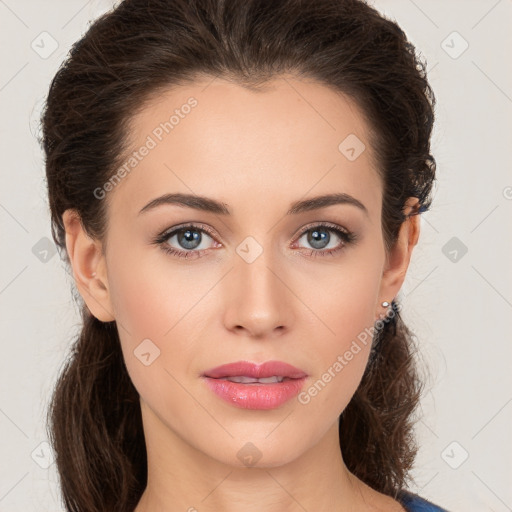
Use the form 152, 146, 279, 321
41, 0, 448, 510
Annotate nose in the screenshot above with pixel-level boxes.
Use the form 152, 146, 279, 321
221, 248, 295, 339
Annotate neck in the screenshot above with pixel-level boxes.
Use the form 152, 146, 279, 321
133, 401, 399, 512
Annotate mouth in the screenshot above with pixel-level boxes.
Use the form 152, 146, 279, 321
202, 360, 308, 410
218, 375, 291, 384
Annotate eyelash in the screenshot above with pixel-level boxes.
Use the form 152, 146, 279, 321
152, 222, 357, 260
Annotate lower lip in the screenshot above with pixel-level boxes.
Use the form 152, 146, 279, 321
203, 377, 307, 410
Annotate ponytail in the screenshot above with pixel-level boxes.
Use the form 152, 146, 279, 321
339, 300, 422, 497
47, 310, 146, 511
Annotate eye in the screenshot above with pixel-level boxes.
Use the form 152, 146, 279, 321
293, 222, 357, 258
153, 223, 219, 259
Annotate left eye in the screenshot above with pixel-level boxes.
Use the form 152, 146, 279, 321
296, 225, 347, 251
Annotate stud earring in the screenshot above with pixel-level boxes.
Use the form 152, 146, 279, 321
91, 272, 97, 278
377, 300, 390, 321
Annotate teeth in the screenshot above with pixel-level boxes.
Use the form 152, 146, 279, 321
224, 376, 285, 384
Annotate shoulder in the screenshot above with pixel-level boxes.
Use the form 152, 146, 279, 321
397, 490, 450, 512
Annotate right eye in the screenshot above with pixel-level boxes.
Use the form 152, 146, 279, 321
153, 223, 220, 259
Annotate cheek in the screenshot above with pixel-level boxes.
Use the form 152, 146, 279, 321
296, 294, 376, 426
296, 249, 384, 413
105, 249, 210, 394
306, 248, 384, 346
107, 245, 203, 340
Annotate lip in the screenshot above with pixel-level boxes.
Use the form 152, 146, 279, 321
203, 360, 308, 379
202, 360, 308, 410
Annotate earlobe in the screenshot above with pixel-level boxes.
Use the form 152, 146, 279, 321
62, 209, 115, 322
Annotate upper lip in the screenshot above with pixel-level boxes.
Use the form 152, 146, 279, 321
203, 360, 308, 379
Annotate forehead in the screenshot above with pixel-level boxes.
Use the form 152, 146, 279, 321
107, 75, 382, 221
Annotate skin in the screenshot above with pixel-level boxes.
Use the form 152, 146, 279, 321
63, 75, 420, 512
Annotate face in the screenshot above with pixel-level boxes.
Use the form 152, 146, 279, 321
88, 75, 405, 468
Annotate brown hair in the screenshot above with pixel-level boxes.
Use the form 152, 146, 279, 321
41, 0, 436, 510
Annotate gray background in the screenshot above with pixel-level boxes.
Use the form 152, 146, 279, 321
1, 0, 511, 510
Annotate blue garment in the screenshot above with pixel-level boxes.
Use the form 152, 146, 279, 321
398, 490, 449, 511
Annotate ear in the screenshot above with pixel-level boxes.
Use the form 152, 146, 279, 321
377, 197, 421, 318
62, 209, 115, 322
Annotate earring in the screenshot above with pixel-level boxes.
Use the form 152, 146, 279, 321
91, 272, 97, 278
377, 300, 390, 321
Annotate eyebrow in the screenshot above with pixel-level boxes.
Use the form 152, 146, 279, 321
138, 192, 368, 217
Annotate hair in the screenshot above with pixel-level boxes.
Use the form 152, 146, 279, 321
40, 0, 436, 510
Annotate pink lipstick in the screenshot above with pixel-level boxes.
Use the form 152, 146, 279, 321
202, 360, 308, 410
